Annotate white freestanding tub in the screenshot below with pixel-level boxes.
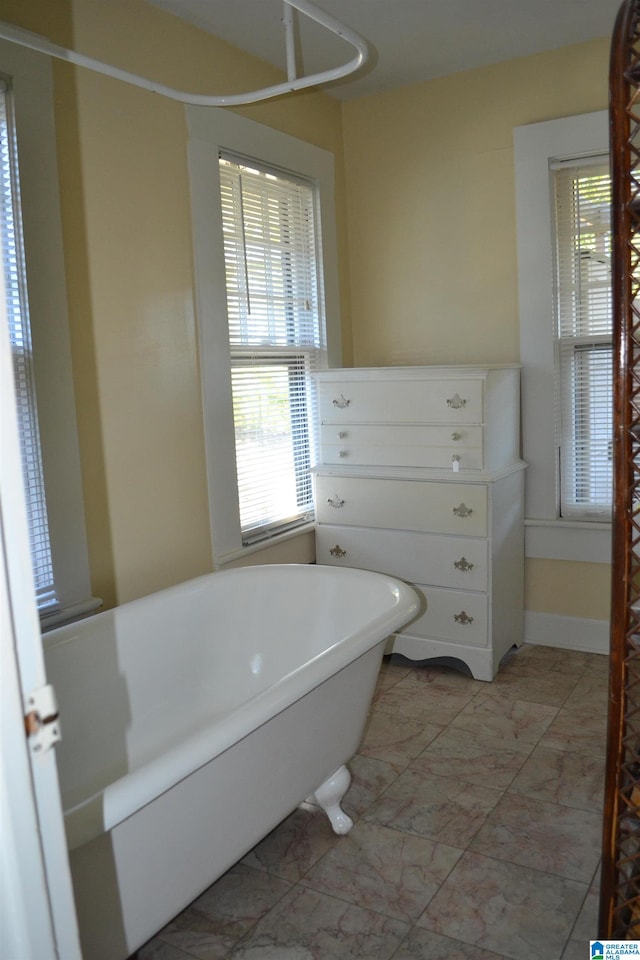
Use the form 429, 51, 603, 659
43, 563, 418, 960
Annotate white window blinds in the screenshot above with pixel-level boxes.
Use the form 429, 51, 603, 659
219, 154, 324, 544
552, 158, 612, 520
0, 80, 56, 610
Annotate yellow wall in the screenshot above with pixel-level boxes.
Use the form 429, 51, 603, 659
0, 0, 613, 623
525, 559, 611, 621
341, 38, 612, 624
341, 37, 610, 366
0, 0, 348, 605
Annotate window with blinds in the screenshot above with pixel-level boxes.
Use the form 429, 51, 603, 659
1, 79, 57, 610
219, 153, 324, 544
552, 157, 612, 520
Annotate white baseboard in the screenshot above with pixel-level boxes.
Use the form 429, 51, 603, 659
524, 610, 610, 656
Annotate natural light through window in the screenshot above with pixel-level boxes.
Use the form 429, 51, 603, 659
219, 154, 323, 544
1, 78, 56, 611
552, 158, 612, 520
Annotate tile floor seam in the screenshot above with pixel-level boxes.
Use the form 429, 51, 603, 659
375, 761, 510, 800
413, 907, 558, 960
289, 809, 468, 929
157, 935, 215, 960
299, 857, 477, 938
294, 871, 418, 925
240, 880, 414, 952
565, 883, 597, 945
478, 687, 581, 712
406, 741, 535, 795
505, 745, 606, 812
347, 755, 402, 815
221, 875, 318, 959
197, 860, 298, 954
447, 698, 562, 750
373, 699, 471, 727
388, 927, 515, 960
136, 645, 607, 959
409, 744, 533, 780
414, 869, 587, 960
442, 843, 594, 891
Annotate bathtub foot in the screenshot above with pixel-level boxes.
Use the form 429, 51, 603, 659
313, 765, 353, 835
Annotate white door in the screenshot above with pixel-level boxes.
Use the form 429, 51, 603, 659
0, 285, 82, 959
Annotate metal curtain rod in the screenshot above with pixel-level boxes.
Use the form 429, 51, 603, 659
0, 0, 368, 106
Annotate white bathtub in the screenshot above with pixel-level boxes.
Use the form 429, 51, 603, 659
43, 563, 418, 960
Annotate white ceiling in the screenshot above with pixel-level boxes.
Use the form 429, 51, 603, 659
145, 0, 620, 100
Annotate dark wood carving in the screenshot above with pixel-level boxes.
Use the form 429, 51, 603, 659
601, 0, 640, 938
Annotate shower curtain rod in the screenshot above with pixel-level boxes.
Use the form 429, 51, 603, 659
0, 0, 368, 106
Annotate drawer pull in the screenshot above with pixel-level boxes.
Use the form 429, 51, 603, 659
339, 450, 348, 458
329, 544, 347, 558
454, 557, 474, 572
451, 432, 461, 441
327, 494, 345, 508
454, 611, 474, 625
452, 503, 473, 518
338, 431, 347, 439
332, 394, 351, 409
446, 393, 467, 409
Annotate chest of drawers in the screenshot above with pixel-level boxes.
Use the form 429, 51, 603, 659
313, 366, 525, 681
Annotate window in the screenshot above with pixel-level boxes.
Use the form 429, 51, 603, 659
0, 40, 97, 626
219, 155, 323, 544
514, 110, 612, 563
187, 106, 341, 564
552, 159, 612, 520
0, 79, 56, 611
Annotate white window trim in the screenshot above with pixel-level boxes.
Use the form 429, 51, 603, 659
1, 39, 99, 625
187, 106, 341, 565
514, 109, 612, 564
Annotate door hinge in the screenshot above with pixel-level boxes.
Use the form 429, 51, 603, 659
24, 683, 61, 755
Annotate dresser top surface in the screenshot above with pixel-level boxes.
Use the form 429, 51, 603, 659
313, 364, 521, 382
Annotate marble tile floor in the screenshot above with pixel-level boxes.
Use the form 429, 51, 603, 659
136, 643, 609, 960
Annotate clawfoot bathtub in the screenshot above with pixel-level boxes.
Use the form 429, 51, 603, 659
43, 563, 418, 960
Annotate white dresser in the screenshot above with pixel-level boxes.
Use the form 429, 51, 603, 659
312, 366, 526, 681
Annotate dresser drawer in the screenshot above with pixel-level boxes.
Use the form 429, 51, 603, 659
403, 585, 488, 647
318, 379, 483, 425
320, 423, 483, 470
316, 525, 488, 590
314, 474, 488, 536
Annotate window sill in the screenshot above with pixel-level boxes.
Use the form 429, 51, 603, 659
525, 518, 612, 564
40, 596, 103, 632
216, 522, 317, 567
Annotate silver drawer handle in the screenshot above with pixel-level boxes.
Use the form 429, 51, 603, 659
332, 394, 350, 408
454, 557, 474, 572
338, 431, 347, 439
451, 432, 461, 441
453, 503, 473, 518
446, 393, 467, 409
329, 545, 347, 558
327, 494, 345, 508
339, 450, 348, 458
454, 611, 474, 625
